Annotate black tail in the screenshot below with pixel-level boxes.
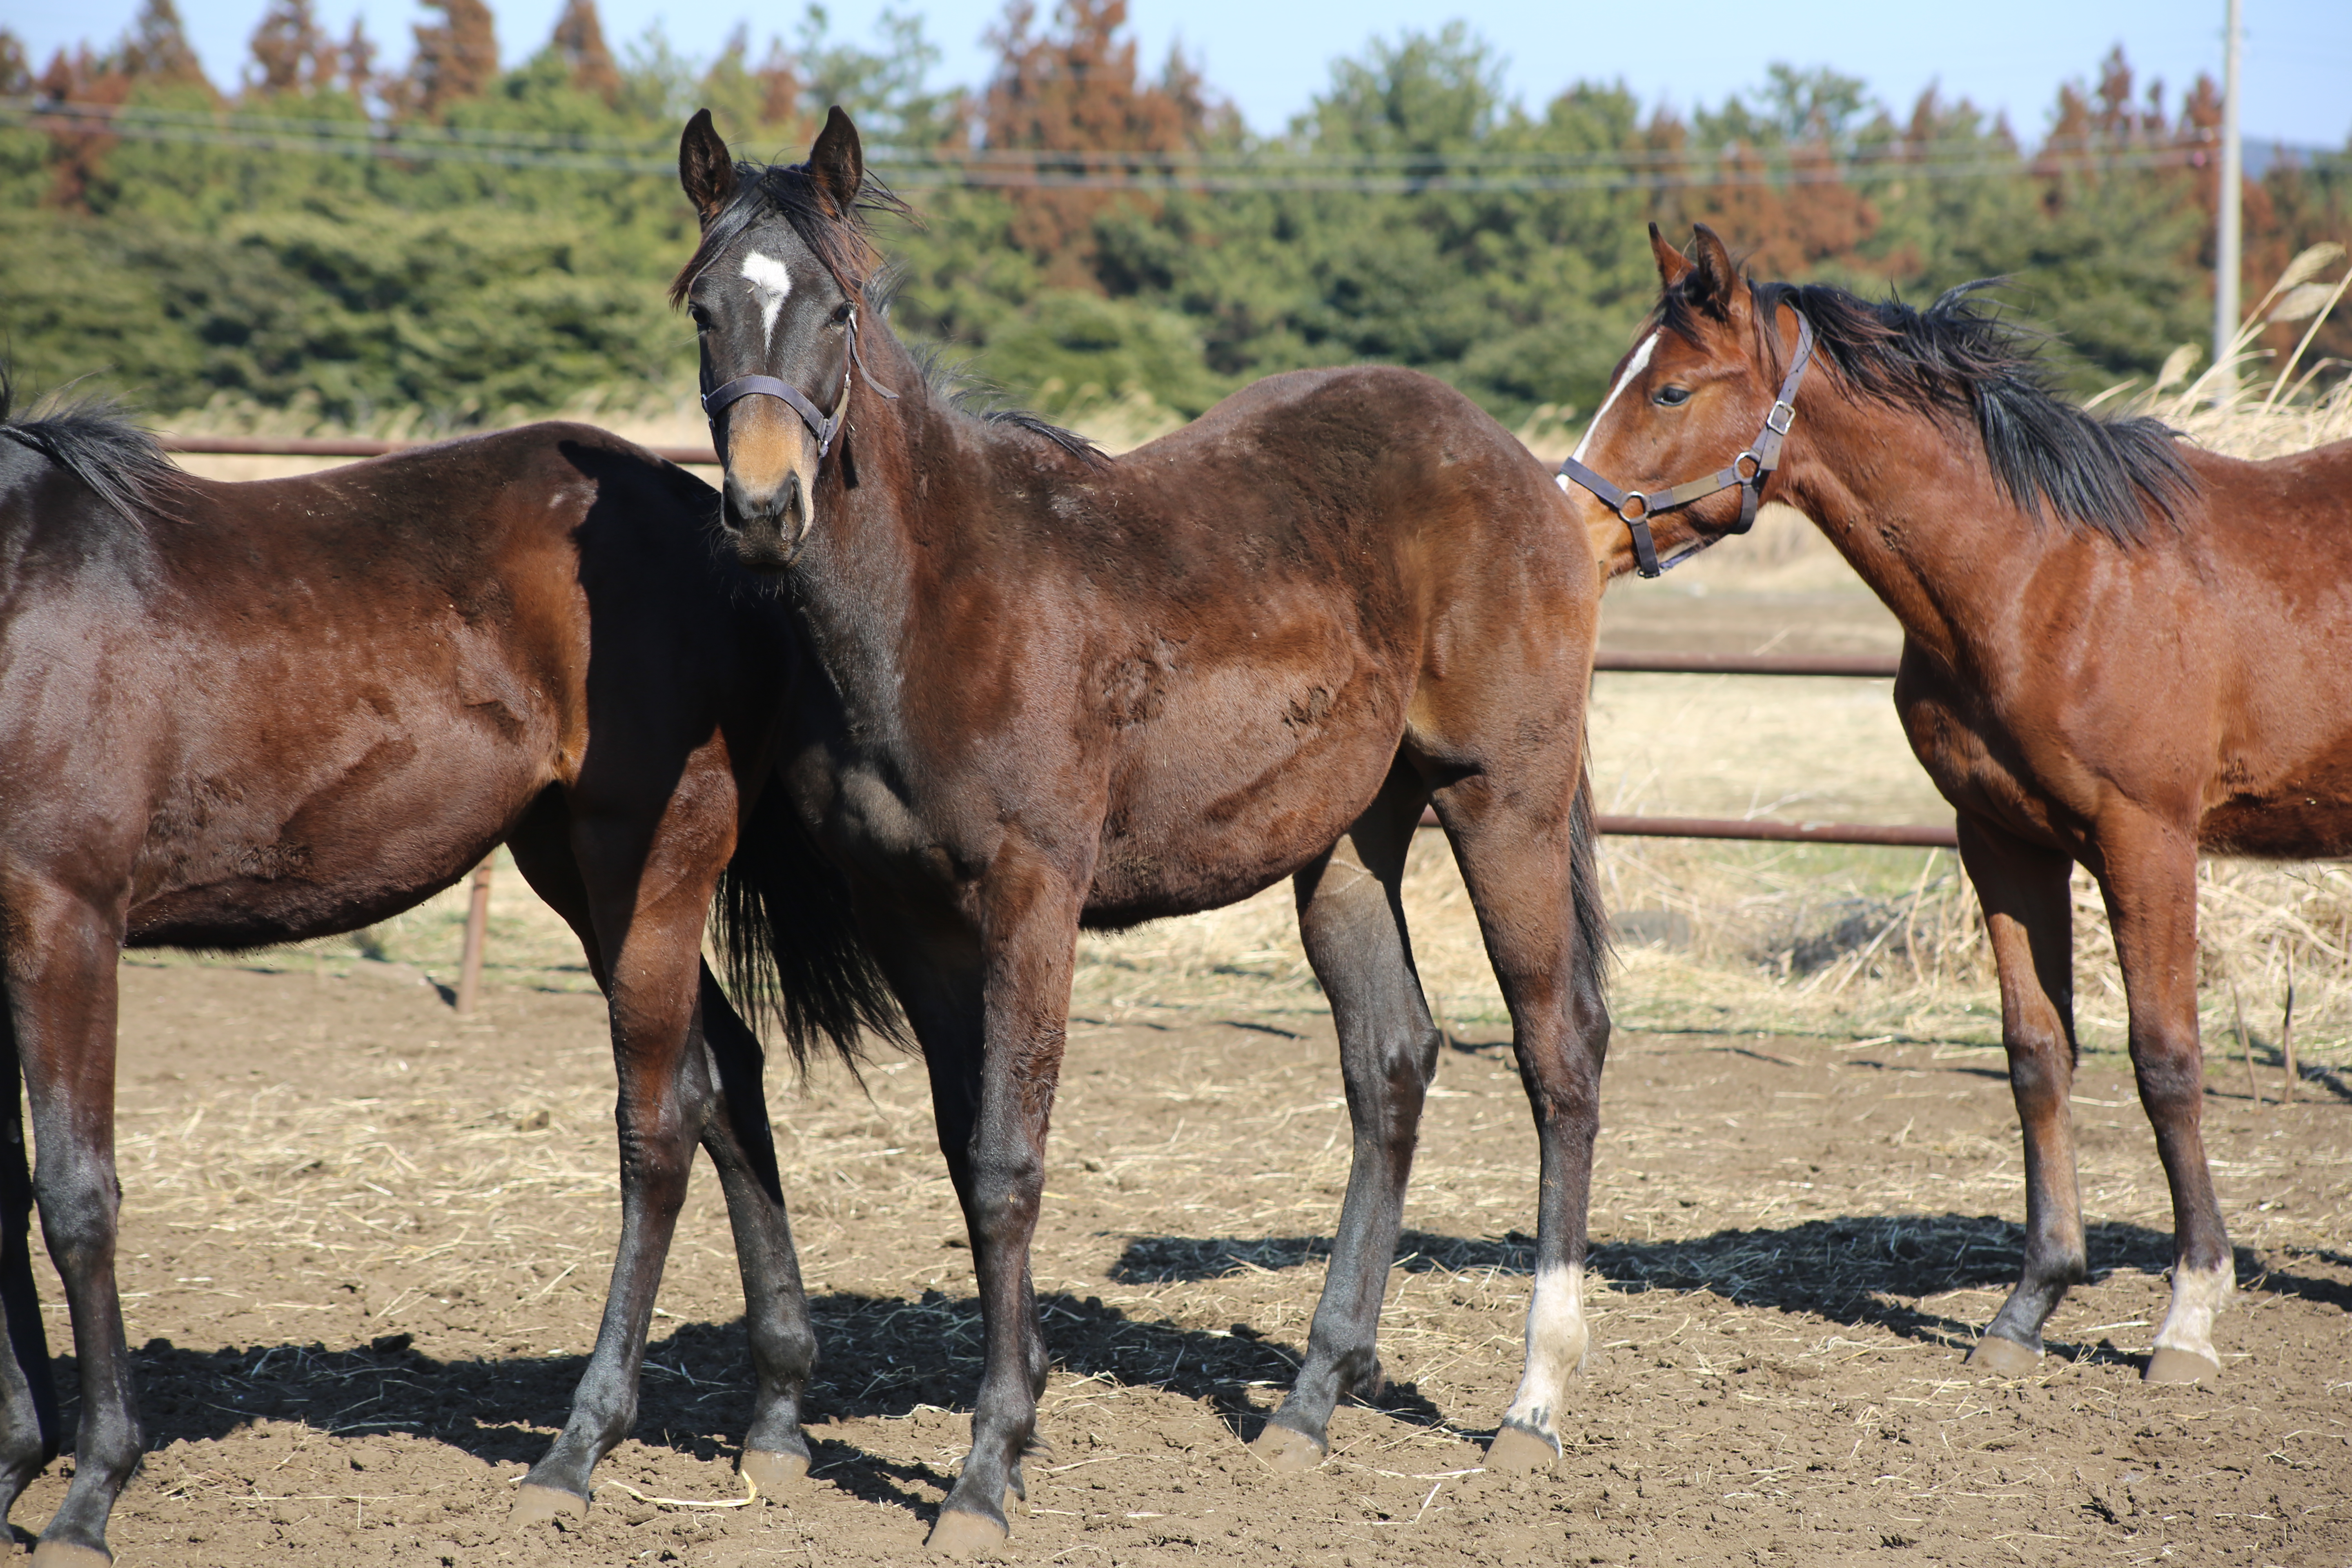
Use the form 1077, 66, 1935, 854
711, 779, 905, 1075
1568, 762, 1611, 1000
0, 360, 181, 524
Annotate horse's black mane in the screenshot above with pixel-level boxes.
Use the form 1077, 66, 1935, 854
895, 329, 1106, 466
1670, 278, 2196, 545
0, 362, 181, 523
674, 168, 1103, 466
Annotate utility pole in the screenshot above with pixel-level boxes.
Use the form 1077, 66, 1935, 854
2214, 0, 2244, 378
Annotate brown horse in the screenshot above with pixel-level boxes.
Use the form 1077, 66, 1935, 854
1566, 222, 2352, 1384
670, 107, 1612, 1552
0, 383, 897, 1564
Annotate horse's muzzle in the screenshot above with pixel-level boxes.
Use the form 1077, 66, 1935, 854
723, 468, 811, 570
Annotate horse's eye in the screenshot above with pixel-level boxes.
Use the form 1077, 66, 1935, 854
831, 301, 855, 325
1654, 385, 1692, 408
688, 305, 712, 332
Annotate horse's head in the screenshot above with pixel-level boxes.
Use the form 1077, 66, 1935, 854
1565, 224, 1811, 579
675, 106, 883, 570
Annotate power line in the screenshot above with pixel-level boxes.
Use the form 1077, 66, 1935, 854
0, 95, 2226, 193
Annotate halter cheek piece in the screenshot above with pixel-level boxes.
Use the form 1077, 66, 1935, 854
1557, 310, 1815, 578
700, 307, 896, 463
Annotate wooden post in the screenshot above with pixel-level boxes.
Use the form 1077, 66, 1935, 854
2229, 979, 2261, 1107
455, 858, 494, 1016
2280, 949, 2297, 1104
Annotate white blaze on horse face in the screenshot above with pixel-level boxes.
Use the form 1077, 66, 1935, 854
740, 252, 793, 348
1571, 330, 1660, 464
1499, 1260, 1587, 1445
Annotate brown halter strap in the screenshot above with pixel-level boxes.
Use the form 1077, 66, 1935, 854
1557, 308, 1815, 578
701, 308, 896, 462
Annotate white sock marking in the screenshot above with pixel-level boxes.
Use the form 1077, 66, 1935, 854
2153, 1258, 2234, 1363
1572, 331, 1659, 463
1501, 1261, 1588, 1441
741, 252, 793, 347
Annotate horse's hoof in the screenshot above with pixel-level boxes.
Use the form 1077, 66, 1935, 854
2144, 1346, 2221, 1384
926, 1507, 1008, 1557
1967, 1334, 2040, 1377
509, 1482, 590, 1529
739, 1447, 809, 1496
1485, 1425, 1559, 1472
31, 1541, 111, 1568
1247, 1422, 1326, 1472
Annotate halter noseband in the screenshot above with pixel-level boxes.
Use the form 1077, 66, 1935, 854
1557, 308, 1815, 578
700, 307, 895, 463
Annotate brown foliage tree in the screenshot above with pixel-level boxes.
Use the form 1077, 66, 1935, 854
409, 0, 499, 118
983, 0, 1205, 290
550, 0, 620, 104
246, 0, 336, 97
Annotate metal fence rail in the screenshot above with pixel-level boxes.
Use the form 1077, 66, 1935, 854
163, 433, 1956, 851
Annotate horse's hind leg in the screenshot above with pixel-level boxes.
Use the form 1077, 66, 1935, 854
5, 892, 140, 1565
2095, 817, 2233, 1382
690, 967, 820, 1493
1957, 816, 2088, 1374
0, 991, 59, 1530
1432, 768, 1609, 1471
1250, 766, 1438, 1469
510, 804, 823, 1498
509, 806, 727, 1524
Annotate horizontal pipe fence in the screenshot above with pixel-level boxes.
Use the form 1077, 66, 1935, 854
163, 432, 1958, 858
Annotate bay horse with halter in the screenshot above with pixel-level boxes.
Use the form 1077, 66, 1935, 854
670, 107, 1611, 1552
1566, 222, 2352, 1383
0, 383, 898, 1564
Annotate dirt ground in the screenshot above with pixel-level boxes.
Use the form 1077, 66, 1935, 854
15, 946, 2345, 1568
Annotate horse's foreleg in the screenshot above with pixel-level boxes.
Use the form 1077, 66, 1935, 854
8, 895, 138, 1566
1252, 772, 1434, 1470
689, 963, 819, 1493
1958, 816, 2086, 1373
0, 993, 58, 1529
2096, 819, 2233, 1382
1432, 771, 1608, 1472
512, 878, 712, 1526
927, 857, 1078, 1557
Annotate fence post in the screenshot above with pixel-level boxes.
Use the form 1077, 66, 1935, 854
455, 858, 494, 1016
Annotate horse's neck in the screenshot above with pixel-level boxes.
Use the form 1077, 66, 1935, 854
791, 354, 1006, 734
1776, 390, 2045, 672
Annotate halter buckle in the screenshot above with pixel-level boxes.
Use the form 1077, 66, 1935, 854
1765, 401, 1796, 436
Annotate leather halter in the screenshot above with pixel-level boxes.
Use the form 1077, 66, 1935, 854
1558, 309, 1815, 578
701, 307, 895, 463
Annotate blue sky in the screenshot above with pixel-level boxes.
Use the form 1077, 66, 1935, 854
14, 0, 2352, 148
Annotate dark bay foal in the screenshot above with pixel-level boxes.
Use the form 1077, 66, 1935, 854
1566, 223, 2352, 1383
670, 108, 1613, 1553
0, 390, 895, 1564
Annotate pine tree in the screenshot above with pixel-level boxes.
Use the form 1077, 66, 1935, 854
115, 0, 211, 91
549, 0, 619, 104
0, 30, 31, 96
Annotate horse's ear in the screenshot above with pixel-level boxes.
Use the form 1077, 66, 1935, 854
808, 105, 864, 215
679, 109, 738, 225
1688, 224, 1743, 317
1650, 223, 1694, 290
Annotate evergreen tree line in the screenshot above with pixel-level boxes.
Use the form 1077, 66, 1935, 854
2, 0, 2346, 430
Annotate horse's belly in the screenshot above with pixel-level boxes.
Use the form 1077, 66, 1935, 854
124, 734, 553, 949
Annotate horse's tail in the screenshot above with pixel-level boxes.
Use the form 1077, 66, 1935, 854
712, 778, 905, 1076
0, 360, 181, 524
1568, 757, 1611, 1004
